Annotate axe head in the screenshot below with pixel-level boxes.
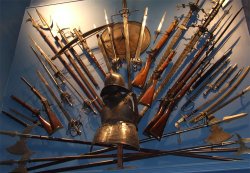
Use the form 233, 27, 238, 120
6, 140, 31, 155
11, 151, 32, 173
205, 125, 232, 144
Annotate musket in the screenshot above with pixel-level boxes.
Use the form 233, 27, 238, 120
30, 44, 73, 107
21, 77, 63, 132
190, 81, 250, 124
139, 50, 176, 106
132, 18, 178, 88
140, 113, 247, 143
56, 24, 100, 88
177, 67, 246, 126
121, 0, 132, 89
153, 11, 166, 43
2, 111, 30, 127
37, 71, 82, 137
73, 28, 106, 77
142, 0, 201, 97
144, 60, 211, 139
30, 38, 97, 114
131, 7, 148, 71
139, 5, 239, 117
203, 64, 237, 96
35, 9, 100, 88
11, 95, 53, 135
27, 11, 103, 112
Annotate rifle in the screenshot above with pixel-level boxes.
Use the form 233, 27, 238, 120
37, 71, 82, 137
21, 77, 63, 132
73, 28, 106, 77
27, 11, 103, 112
30, 44, 73, 107
131, 7, 148, 71
203, 64, 237, 96
132, 18, 179, 88
11, 95, 53, 135
139, 50, 176, 106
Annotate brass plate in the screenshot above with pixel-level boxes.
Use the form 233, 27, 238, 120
101, 21, 151, 60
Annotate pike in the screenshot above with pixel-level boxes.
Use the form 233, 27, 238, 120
30, 38, 97, 114
30, 44, 73, 107
190, 83, 250, 124
122, 0, 132, 89
153, 11, 166, 43
140, 113, 247, 143
37, 71, 83, 137
104, 9, 120, 70
73, 28, 106, 77
131, 7, 148, 71
139, 5, 239, 117
11, 95, 53, 135
177, 67, 247, 126
27, 11, 103, 112
132, 18, 178, 88
203, 64, 237, 96
21, 77, 63, 133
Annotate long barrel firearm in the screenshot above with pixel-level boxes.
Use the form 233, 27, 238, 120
27, 11, 103, 112
132, 17, 179, 89
11, 95, 53, 135
20, 77, 63, 133
37, 71, 83, 137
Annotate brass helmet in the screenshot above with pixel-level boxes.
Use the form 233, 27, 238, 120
100, 72, 129, 97
93, 92, 139, 149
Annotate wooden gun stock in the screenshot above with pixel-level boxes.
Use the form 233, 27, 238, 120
132, 19, 178, 89
11, 95, 53, 135
139, 50, 176, 106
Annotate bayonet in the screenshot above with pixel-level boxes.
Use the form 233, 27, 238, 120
131, 7, 148, 71
153, 11, 166, 43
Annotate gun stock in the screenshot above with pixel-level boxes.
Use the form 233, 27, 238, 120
11, 95, 53, 135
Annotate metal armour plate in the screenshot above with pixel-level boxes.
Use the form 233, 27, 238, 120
101, 21, 151, 60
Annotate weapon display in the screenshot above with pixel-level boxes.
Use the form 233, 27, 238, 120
37, 71, 83, 137
11, 95, 53, 135
20, 77, 63, 133
131, 7, 148, 71
27, 11, 103, 112
132, 18, 178, 88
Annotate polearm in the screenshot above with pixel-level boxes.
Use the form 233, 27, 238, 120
20, 77, 63, 133
56, 24, 100, 88
203, 64, 237, 96
11, 95, 53, 135
30, 44, 73, 107
190, 82, 250, 124
140, 113, 247, 143
122, 0, 132, 89
131, 7, 148, 71
139, 5, 239, 117
177, 67, 248, 126
27, 11, 103, 112
35, 9, 100, 88
74, 28, 106, 77
30, 39, 97, 114
36, 71, 82, 137
132, 17, 179, 89
142, 0, 200, 95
